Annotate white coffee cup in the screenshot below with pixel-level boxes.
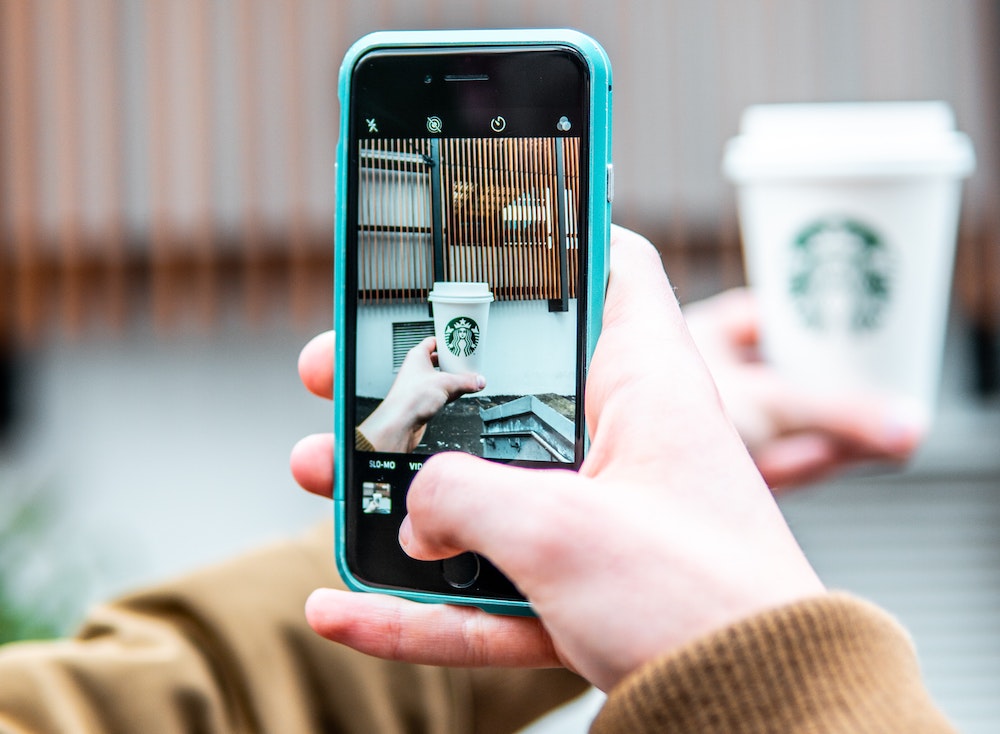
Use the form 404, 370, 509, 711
723, 101, 975, 424
427, 282, 494, 375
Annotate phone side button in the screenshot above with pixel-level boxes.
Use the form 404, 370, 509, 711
606, 163, 614, 203
441, 552, 481, 589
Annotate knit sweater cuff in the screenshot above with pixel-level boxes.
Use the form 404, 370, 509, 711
355, 428, 376, 452
591, 593, 954, 733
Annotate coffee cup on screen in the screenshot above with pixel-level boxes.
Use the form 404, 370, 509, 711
427, 282, 494, 376
723, 101, 975, 426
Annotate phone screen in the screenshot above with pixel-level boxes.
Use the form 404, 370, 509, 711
343, 45, 592, 600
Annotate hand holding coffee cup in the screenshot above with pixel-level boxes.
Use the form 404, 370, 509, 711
723, 101, 975, 429
427, 282, 495, 376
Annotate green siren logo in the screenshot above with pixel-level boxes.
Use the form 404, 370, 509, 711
789, 218, 892, 332
444, 316, 480, 357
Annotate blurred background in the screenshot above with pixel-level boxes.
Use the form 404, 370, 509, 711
0, 1, 997, 730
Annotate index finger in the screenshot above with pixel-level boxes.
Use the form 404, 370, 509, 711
400, 452, 589, 585
305, 587, 561, 668
298, 330, 335, 399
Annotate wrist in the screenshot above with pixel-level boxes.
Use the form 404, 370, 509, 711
357, 408, 416, 453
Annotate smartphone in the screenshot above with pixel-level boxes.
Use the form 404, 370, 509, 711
333, 29, 612, 615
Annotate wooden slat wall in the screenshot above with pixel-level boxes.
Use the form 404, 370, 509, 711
2, 0, 42, 339
0, 0, 344, 340
0, 0, 996, 339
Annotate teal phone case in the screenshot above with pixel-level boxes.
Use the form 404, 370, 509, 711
333, 29, 612, 615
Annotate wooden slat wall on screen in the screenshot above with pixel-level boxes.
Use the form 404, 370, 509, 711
357, 137, 580, 305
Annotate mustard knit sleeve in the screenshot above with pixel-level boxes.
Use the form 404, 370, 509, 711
0, 522, 586, 734
356, 427, 376, 451
591, 593, 955, 734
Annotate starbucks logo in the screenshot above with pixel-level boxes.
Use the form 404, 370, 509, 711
444, 316, 480, 357
789, 218, 892, 332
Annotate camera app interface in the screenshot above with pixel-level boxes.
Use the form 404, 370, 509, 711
347, 48, 589, 530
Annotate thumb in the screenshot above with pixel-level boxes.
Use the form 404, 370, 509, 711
435, 370, 487, 402
400, 452, 582, 583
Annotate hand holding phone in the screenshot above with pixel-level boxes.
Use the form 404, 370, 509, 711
334, 30, 613, 613
309, 226, 826, 693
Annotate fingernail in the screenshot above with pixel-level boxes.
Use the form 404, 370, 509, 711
306, 587, 335, 606
476, 375, 486, 390
398, 516, 412, 550
304, 588, 337, 620
885, 398, 929, 452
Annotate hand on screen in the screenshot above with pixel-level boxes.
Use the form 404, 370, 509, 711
289, 334, 483, 494
357, 336, 485, 453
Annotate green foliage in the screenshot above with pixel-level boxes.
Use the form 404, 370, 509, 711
0, 483, 81, 645
0, 590, 63, 644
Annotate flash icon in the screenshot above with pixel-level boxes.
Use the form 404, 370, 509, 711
366, 118, 378, 133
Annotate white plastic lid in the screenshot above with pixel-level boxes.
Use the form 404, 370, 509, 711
427, 281, 494, 303
723, 101, 976, 181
